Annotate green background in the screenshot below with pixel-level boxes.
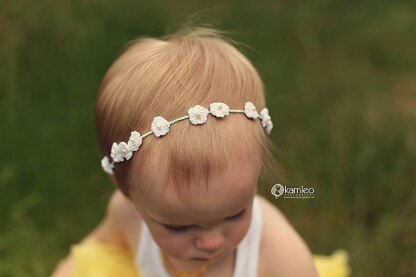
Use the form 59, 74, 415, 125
1, 1, 415, 276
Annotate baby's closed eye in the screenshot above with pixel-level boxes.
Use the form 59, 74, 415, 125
163, 209, 246, 233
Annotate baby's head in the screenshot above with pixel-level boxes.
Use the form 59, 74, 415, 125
94, 26, 277, 261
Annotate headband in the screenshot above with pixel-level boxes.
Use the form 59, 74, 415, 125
101, 101, 273, 175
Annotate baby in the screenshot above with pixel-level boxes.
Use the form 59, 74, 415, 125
53, 26, 317, 277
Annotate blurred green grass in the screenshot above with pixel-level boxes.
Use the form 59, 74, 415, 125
1, 0, 415, 276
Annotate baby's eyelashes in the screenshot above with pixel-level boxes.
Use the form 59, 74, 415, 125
164, 225, 192, 233
162, 209, 246, 233
226, 209, 246, 221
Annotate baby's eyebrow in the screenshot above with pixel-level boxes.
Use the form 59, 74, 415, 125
160, 208, 246, 228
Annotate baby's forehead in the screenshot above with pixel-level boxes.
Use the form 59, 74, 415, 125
133, 144, 261, 193
128, 142, 262, 220
139, 178, 256, 225
140, 162, 256, 200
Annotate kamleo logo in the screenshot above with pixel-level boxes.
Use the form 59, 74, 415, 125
271, 183, 315, 199
270, 184, 285, 198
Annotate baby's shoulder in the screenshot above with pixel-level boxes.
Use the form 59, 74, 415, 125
256, 195, 318, 277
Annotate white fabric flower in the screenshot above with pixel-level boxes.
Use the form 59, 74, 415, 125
151, 116, 171, 137
119, 142, 133, 160
188, 105, 209, 125
260, 108, 271, 128
111, 142, 123, 162
244, 101, 258, 119
260, 108, 273, 135
264, 119, 273, 135
210, 102, 229, 118
127, 131, 142, 151
101, 156, 114, 175
111, 142, 133, 162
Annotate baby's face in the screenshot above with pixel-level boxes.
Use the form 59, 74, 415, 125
129, 157, 261, 262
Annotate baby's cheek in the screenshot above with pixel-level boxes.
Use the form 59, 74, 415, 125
154, 232, 193, 258
226, 216, 252, 248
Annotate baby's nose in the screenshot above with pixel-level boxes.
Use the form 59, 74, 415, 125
195, 231, 225, 252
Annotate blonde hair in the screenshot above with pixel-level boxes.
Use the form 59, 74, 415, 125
94, 26, 279, 202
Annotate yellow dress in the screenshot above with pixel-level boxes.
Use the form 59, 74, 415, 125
69, 239, 350, 277
70, 239, 138, 277
313, 249, 351, 277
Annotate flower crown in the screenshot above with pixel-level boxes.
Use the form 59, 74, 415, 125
101, 101, 273, 175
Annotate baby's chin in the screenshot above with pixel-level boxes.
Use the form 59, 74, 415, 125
188, 246, 237, 262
